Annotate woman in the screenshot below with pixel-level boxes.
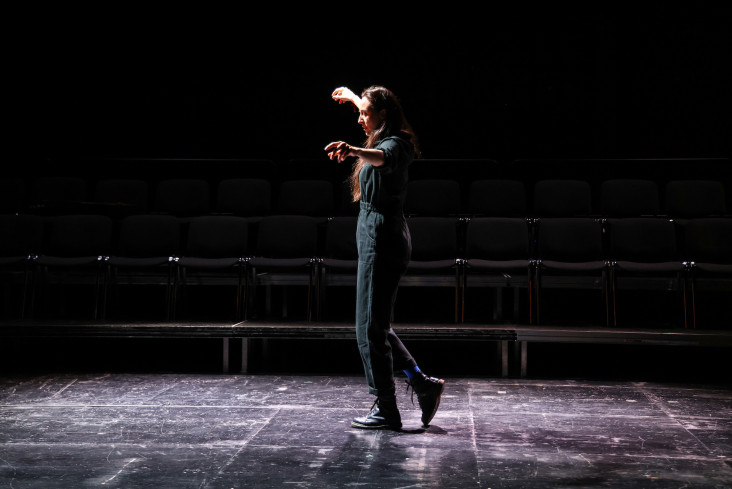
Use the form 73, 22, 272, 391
325, 85, 444, 430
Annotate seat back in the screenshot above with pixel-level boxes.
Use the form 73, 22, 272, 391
93, 179, 149, 214
30, 177, 87, 208
153, 179, 211, 216
185, 216, 249, 258
533, 180, 592, 217
407, 217, 459, 261
324, 216, 357, 260
537, 218, 604, 262
683, 218, 732, 264
609, 218, 678, 263
601, 179, 660, 217
276, 180, 334, 217
0, 179, 26, 213
468, 180, 527, 217
44, 215, 113, 257
0, 214, 44, 257
216, 178, 272, 216
465, 217, 530, 260
115, 215, 181, 258
255, 215, 318, 258
405, 179, 461, 216
665, 180, 726, 218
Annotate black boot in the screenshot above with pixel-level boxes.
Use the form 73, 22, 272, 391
407, 373, 445, 427
352, 396, 402, 430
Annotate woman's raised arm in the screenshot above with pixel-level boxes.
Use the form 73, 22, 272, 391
332, 87, 363, 109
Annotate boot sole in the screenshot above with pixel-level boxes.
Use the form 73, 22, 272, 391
351, 420, 402, 430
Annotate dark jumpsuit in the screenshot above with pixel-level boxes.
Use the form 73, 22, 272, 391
356, 131, 418, 397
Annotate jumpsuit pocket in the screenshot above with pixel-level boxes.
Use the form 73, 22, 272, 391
357, 211, 382, 264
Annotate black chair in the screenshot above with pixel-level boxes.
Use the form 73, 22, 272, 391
404, 179, 461, 217
92, 179, 150, 217
468, 180, 527, 217
317, 216, 358, 320
153, 179, 212, 217
175, 216, 250, 321
462, 217, 533, 323
533, 180, 592, 217
105, 214, 181, 320
282, 158, 341, 182
215, 178, 272, 217
607, 218, 687, 328
337, 185, 360, 217
664, 180, 727, 221
398, 217, 462, 323
408, 158, 500, 183
32, 214, 113, 319
682, 218, 732, 329
275, 180, 334, 218
534, 218, 611, 326
600, 179, 660, 217
0, 178, 27, 214
29, 176, 87, 215
0, 213, 44, 319
229, 159, 280, 181
247, 215, 319, 320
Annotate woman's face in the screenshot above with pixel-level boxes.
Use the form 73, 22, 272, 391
358, 100, 384, 135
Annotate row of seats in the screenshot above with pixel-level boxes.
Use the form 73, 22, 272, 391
1, 176, 729, 219
407, 178, 728, 218
2, 213, 730, 329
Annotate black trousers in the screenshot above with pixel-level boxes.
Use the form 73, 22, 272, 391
355, 202, 416, 397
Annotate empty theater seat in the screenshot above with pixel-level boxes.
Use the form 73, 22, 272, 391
600, 179, 660, 217
153, 179, 212, 217
462, 217, 533, 323
535, 217, 611, 326
664, 180, 727, 220
533, 179, 593, 217
404, 179, 461, 217
468, 180, 527, 218
247, 215, 320, 320
607, 217, 687, 328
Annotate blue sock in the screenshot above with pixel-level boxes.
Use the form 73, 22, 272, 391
403, 365, 421, 380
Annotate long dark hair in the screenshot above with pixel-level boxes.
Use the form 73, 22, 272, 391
349, 86, 420, 201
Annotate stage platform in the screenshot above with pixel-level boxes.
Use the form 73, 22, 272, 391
3, 320, 732, 378
1, 373, 730, 487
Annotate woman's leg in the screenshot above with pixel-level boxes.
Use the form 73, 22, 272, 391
352, 256, 400, 429
355, 260, 415, 396
353, 212, 444, 428
365, 264, 416, 396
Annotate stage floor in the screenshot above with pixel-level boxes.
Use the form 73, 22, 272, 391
1, 373, 730, 488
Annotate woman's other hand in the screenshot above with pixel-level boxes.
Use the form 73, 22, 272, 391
324, 141, 354, 162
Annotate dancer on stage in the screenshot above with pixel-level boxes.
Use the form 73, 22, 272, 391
325, 85, 444, 430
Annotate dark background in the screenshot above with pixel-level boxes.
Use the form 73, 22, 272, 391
9, 7, 732, 167
4, 8, 731, 380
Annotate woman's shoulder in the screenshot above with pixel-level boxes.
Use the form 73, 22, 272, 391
376, 132, 413, 148
374, 132, 416, 171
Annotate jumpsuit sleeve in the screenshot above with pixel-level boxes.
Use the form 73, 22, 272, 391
373, 137, 409, 175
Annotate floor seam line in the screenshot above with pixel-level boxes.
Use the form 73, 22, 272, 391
638, 386, 716, 455
198, 406, 281, 489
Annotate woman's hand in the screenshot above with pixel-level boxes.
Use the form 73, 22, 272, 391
324, 141, 355, 163
332, 87, 361, 107
324, 142, 385, 166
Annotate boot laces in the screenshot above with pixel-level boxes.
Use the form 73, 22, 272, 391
370, 398, 379, 413
405, 379, 417, 406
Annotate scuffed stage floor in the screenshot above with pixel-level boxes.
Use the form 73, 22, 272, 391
1, 374, 730, 488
